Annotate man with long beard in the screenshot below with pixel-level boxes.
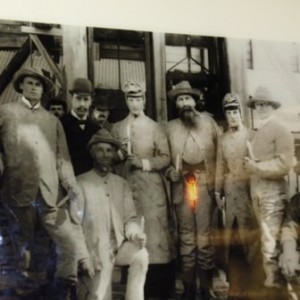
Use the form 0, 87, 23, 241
165, 81, 220, 300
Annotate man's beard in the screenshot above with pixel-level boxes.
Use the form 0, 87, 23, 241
179, 107, 197, 127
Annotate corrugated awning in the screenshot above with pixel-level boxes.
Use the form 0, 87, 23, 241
94, 58, 146, 90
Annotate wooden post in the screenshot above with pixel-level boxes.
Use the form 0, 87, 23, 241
87, 27, 94, 86
62, 25, 88, 109
152, 33, 168, 123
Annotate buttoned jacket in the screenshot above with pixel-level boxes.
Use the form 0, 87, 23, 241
166, 112, 219, 199
0, 100, 77, 207
76, 170, 140, 269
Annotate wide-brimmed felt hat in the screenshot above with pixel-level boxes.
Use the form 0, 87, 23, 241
13, 67, 53, 94
69, 78, 93, 96
167, 80, 202, 101
88, 129, 121, 150
91, 94, 112, 110
247, 86, 281, 110
122, 80, 145, 98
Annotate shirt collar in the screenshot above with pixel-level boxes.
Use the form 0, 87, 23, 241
256, 115, 275, 129
21, 96, 41, 110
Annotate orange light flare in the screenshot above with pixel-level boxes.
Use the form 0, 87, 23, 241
185, 174, 199, 211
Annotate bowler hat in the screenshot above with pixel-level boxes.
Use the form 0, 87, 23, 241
13, 67, 53, 94
88, 129, 121, 150
69, 78, 93, 96
167, 81, 202, 101
122, 81, 144, 98
91, 95, 112, 110
247, 86, 281, 110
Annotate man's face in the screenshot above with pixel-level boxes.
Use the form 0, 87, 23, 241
19, 76, 44, 103
91, 142, 115, 169
92, 107, 110, 127
254, 102, 274, 120
175, 94, 196, 110
225, 109, 242, 128
71, 94, 92, 118
126, 96, 144, 116
50, 105, 65, 118
176, 94, 197, 127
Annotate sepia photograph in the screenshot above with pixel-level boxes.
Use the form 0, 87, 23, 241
0, 2, 299, 299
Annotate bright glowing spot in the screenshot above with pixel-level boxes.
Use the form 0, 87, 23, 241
185, 174, 199, 210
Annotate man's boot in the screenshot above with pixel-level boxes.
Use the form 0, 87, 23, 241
198, 268, 216, 300
181, 268, 196, 300
52, 278, 75, 300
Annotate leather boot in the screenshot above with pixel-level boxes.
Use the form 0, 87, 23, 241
181, 268, 196, 300
52, 278, 75, 300
198, 268, 216, 300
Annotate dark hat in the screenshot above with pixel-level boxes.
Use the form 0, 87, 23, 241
122, 80, 145, 98
48, 98, 67, 111
167, 80, 202, 101
69, 78, 93, 96
222, 93, 241, 110
13, 67, 53, 94
91, 94, 112, 110
88, 129, 121, 150
247, 86, 281, 110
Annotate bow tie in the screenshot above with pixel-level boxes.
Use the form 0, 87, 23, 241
77, 119, 87, 125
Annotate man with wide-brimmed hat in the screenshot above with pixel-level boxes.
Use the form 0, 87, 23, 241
215, 93, 259, 298
165, 80, 220, 299
0, 67, 92, 298
60, 78, 98, 175
244, 86, 294, 289
76, 128, 148, 300
89, 94, 112, 131
111, 80, 175, 299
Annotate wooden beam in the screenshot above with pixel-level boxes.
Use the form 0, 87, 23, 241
87, 27, 94, 86
21, 26, 62, 37
29, 34, 63, 85
62, 25, 88, 109
152, 33, 168, 123
144, 32, 156, 120
0, 38, 30, 95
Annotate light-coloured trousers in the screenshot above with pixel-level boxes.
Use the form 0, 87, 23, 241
250, 176, 288, 277
78, 241, 149, 300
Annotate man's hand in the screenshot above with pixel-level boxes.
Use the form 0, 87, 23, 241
215, 192, 225, 210
168, 167, 181, 182
127, 155, 143, 170
244, 157, 258, 174
280, 250, 300, 279
294, 162, 300, 175
132, 232, 147, 249
79, 258, 94, 278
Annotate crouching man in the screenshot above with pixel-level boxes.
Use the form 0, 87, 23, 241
76, 129, 149, 300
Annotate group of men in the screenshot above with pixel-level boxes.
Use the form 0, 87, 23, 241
0, 65, 299, 300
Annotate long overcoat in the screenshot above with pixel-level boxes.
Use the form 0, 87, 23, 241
111, 113, 174, 264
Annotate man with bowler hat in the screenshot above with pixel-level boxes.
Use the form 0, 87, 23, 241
165, 80, 220, 300
245, 86, 294, 290
0, 67, 92, 299
60, 78, 99, 176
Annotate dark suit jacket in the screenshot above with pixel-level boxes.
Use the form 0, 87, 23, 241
60, 113, 99, 176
